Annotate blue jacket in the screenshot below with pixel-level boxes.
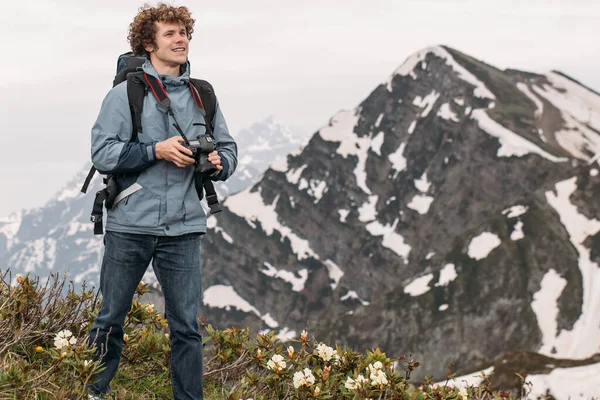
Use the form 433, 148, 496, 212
91, 60, 237, 236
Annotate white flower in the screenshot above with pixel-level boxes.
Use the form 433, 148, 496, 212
345, 374, 368, 390
459, 387, 468, 400
316, 343, 336, 362
53, 330, 76, 350
266, 354, 286, 373
293, 368, 315, 388
369, 369, 388, 386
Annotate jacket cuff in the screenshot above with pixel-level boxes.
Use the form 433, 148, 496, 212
148, 142, 157, 161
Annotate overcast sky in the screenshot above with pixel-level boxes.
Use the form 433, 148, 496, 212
1, 0, 598, 218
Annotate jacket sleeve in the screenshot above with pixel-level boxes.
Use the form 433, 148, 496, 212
210, 101, 238, 181
91, 83, 157, 175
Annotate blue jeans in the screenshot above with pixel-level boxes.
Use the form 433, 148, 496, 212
88, 231, 204, 399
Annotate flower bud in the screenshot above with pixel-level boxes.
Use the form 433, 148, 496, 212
35, 346, 43, 353
123, 334, 129, 344
60, 352, 67, 359
165, 333, 170, 340
301, 330, 308, 343
287, 346, 294, 358
322, 365, 331, 381
16, 274, 24, 285
256, 348, 262, 360
313, 387, 320, 397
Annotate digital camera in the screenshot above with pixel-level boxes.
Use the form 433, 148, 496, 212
183, 135, 218, 177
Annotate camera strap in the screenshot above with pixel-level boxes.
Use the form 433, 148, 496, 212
142, 73, 222, 215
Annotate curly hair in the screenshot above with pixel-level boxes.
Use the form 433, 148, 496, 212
128, 3, 195, 57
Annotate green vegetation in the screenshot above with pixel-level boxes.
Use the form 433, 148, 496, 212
0, 270, 537, 399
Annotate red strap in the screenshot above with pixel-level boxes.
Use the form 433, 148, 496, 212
143, 73, 204, 110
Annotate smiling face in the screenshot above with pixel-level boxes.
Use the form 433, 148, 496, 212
144, 21, 189, 75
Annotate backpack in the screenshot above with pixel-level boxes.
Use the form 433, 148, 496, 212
81, 52, 221, 235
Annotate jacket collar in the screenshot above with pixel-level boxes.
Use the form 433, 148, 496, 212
142, 59, 191, 86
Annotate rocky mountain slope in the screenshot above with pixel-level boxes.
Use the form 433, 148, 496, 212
197, 46, 600, 390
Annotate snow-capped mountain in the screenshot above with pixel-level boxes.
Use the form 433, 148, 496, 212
0, 116, 301, 287
194, 46, 600, 394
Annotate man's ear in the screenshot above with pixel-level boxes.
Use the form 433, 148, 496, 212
143, 41, 154, 53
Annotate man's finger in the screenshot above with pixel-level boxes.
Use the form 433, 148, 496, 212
175, 143, 194, 156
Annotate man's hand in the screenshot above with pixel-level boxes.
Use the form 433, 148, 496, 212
208, 151, 223, 171
155, 137, 195, 168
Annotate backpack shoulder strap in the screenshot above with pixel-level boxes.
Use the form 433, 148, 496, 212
126, 71, 147, 142
189, 79, 217, 129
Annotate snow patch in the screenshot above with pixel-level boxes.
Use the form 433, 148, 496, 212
407, 195, 434, 215
365, 219, 411, 263
544, 177, 600, 358
358, 195, 378, 222
0, 211, 22, 244
510, 220, 525, 241
435, 263, 457, 287
270, 155, 288, 172
414, 172, 431, 193
204, 285, 279, 329
341, 290, 370, 305
306, 179, 328, 203
436, 367, 494, 389
591, 169, 598, 177
388, 143, 407, 179
531, 269, 568, 356
404, 274, 434, 296
371, 132, 384, 156
261, 262, 309, 292
527, 362, 600, 399
471, 109, 567, 162
516, 82, 544, 118
408, 120, 417, 134
502, 205, 529, 218
324, 260, 344, 290
439, 304, 449, 311
426, 252, 435, 260
203, 285, 259, 314
413, 90, 441, 118
286, 165, 307, 185
225, 188, 316, 260
375, 113, 384, 128
338, 209, 350, 223
437, 103, 460, 122
468, 232, 501, 261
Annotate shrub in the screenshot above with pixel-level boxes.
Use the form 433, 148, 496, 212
0, 270, 519, 399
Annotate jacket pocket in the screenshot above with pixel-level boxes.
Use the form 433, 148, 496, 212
108, 188, 161, 228
182, 190, 205, 226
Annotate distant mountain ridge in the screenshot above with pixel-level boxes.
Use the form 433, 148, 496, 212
0, 115, 303, 287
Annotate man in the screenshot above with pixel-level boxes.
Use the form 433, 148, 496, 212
87, 4, 237, 399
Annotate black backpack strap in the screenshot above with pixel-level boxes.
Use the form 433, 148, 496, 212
90, 189, 108, 235
189, 79, 217, 136
126, 71, 148, 141
81, 166, 97, 194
